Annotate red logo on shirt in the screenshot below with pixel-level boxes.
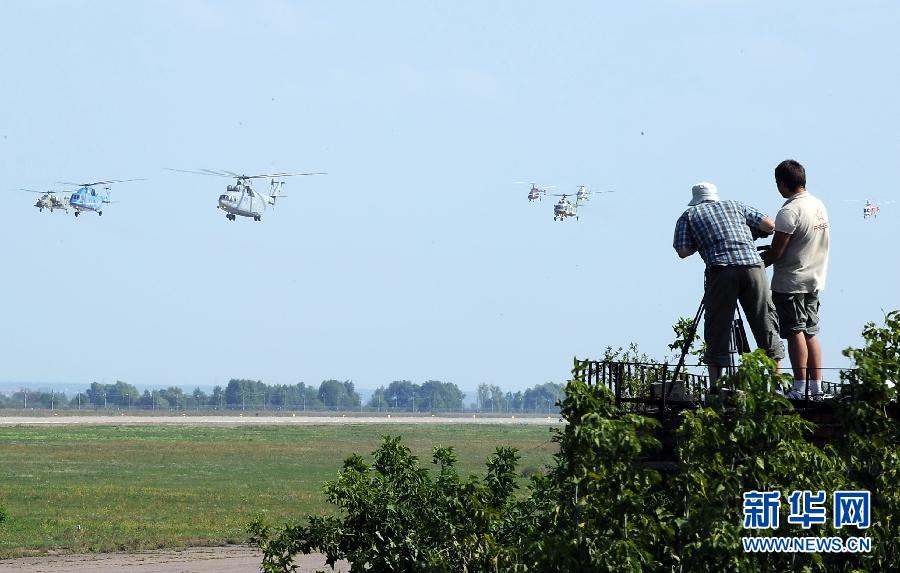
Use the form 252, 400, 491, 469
813, 209, 829, 231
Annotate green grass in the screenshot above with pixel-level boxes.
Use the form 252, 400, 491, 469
0, 424, 557, 556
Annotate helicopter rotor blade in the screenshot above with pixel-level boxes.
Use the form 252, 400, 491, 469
245, 171, 327, 179
21, 188, 54, 194
55, 178, 145, 187
163, 167, 223, 177
97, 178, 145, 185
200, 169, 232, 177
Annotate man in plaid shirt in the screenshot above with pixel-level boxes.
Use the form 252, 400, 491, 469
674, 182, 784, 382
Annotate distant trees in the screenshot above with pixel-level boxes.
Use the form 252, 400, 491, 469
522, 382, 565, 412
0, 389, 66, 409
318, 380, 361, 409
368, 380, 465, 411
476, 381, 564, 413
1, 378, 561, 412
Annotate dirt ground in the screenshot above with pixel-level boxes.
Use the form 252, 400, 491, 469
0, 546, 347, 573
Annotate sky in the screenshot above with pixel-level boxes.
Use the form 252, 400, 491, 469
1, 1, 898, 395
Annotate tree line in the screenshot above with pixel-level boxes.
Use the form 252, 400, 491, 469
0, 378, 564, 413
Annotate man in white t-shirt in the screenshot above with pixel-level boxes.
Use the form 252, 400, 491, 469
762, 160, 830, 399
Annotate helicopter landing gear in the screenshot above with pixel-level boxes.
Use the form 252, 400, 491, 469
98, 211, 102, 216
226, 213, 236, 221
254, 215, 261, 222
74, 211, 80, 217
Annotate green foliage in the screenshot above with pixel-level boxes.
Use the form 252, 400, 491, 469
509, 374, 669, 572
668, 315, 706, 362
251, 436, 523, 572
834, 310, 900, 570
671, 351, 847, 571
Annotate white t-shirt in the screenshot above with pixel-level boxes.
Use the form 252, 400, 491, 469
772, 191, 830, 293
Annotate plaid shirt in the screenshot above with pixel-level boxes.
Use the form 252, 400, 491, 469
673, 200, 765, 266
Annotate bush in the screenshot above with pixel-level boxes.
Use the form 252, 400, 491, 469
250, 436, 521, 572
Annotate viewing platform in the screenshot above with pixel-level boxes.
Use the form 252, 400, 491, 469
575, 359, 899, 470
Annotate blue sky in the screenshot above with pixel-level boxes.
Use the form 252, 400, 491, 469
1, 1, 898, 394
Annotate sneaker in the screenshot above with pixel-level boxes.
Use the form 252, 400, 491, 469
785, 389, 805, 399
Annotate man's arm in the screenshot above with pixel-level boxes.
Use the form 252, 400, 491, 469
673, 213, 697, 259
676, 246, 696, 259
759, 216, 775, 235
762, 230, 791, 266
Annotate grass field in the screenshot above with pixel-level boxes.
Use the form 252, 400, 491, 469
0, 423, 557, 557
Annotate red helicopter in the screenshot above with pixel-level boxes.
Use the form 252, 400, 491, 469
846, 199, 896, 219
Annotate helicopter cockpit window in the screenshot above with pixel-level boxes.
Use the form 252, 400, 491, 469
246, 190, 254, 197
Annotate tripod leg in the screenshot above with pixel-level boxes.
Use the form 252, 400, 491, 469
669, 299, 704, 398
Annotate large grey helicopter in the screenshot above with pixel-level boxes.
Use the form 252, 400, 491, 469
164, 169, 325, 221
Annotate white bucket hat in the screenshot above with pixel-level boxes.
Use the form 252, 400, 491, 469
688, 182, 719, 206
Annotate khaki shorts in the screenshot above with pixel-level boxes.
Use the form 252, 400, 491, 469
772, 291, 820, 338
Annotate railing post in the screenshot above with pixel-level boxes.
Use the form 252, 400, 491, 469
615, 362, 623, 408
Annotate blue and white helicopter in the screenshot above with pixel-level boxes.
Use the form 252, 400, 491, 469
164, 168, 325, 221
55, 178, 144, 217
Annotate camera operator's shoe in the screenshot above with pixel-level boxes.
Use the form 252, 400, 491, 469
785, 389, 805, 400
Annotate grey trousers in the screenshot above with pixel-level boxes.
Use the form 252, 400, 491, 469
703, 264, 785, 366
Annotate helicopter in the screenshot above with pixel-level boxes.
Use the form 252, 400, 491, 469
164, 169, 325, 221
22, 189, 70, 213
55, 179, 144, 217
862, 200, 896, 219
551, 193, 581, 221
843, 199, 896, 219
550, 186, 615, 221
574, 185, 615, 203
514, 181, 554, 201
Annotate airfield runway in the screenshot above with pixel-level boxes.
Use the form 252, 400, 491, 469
0, 414, 562, 426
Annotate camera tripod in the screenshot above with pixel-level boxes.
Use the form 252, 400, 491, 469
668, 294, 751, 397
